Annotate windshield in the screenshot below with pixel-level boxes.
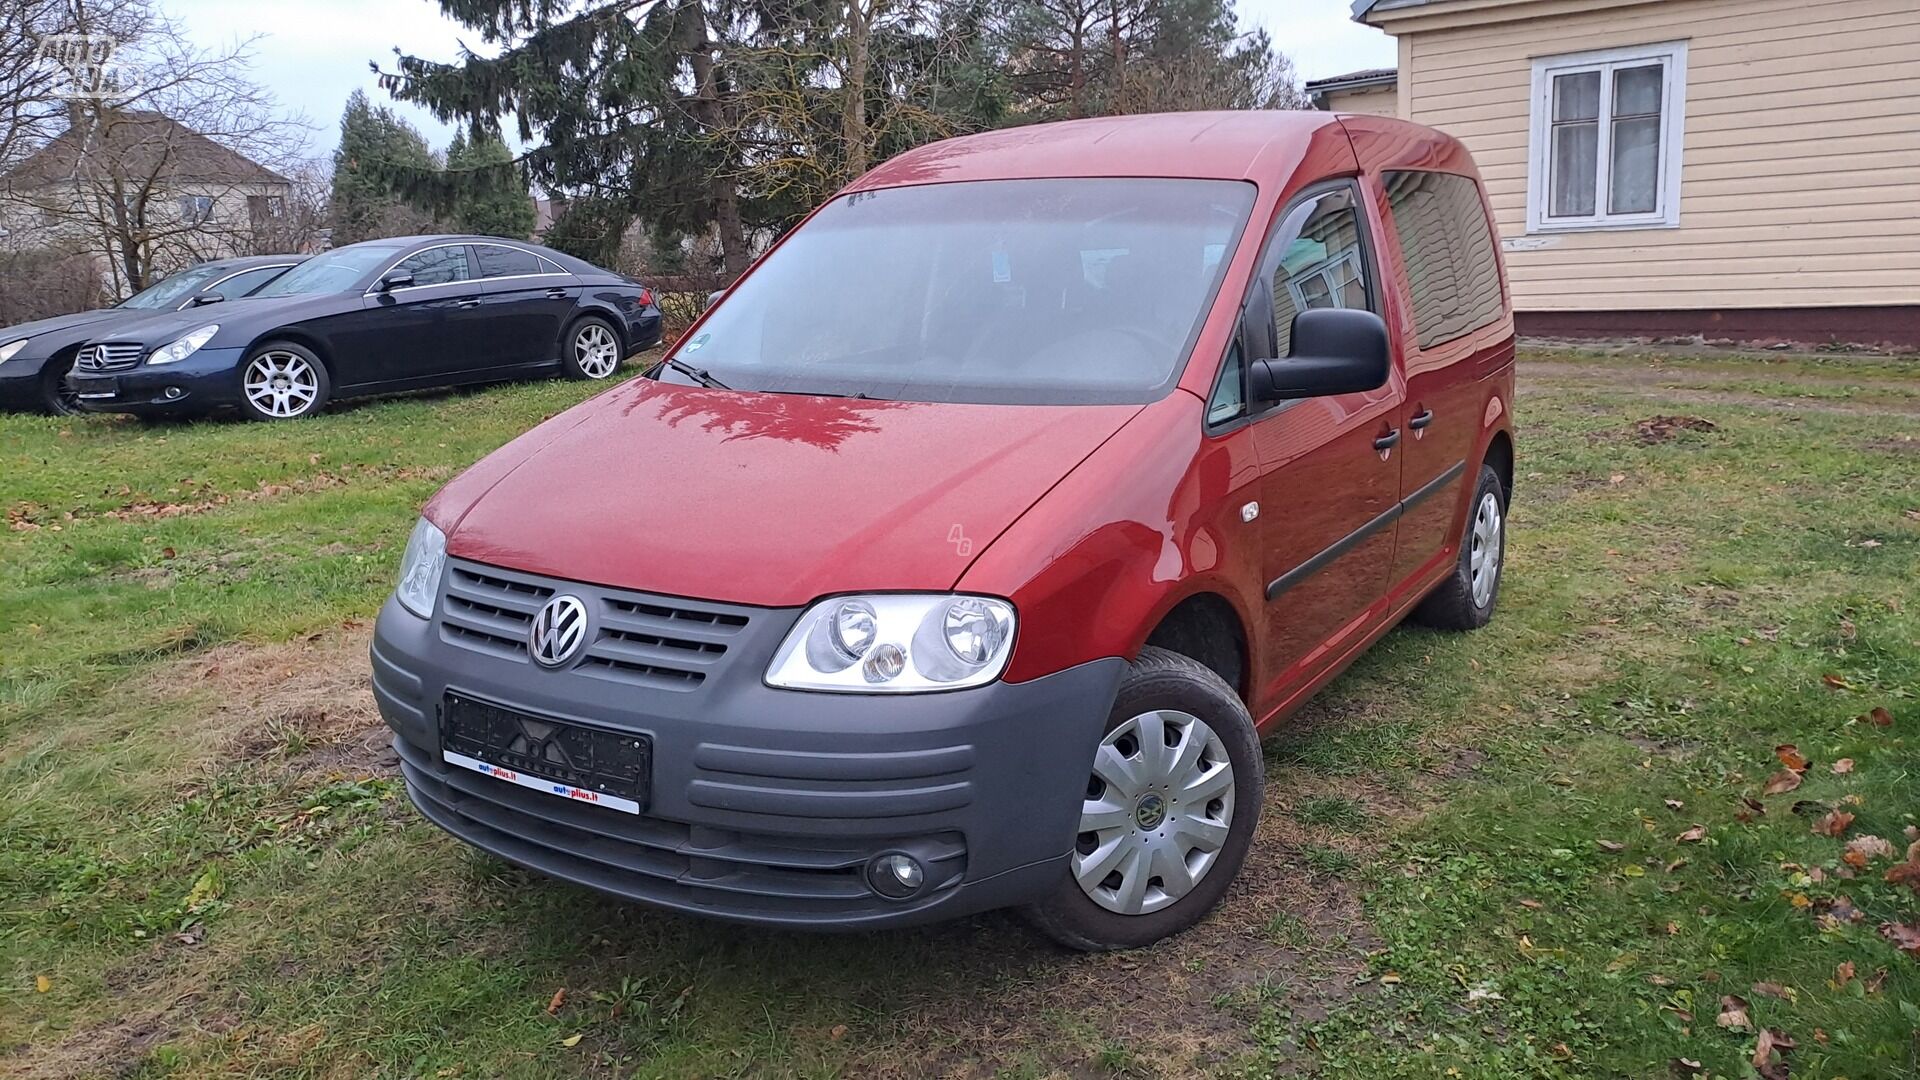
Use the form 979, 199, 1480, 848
117, 264, 231, 310
669, 178, 1256, 404
252, 245, 404, 298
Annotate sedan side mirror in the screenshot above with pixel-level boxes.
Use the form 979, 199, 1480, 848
1249, 308, 1391, 402
377, 270, 416, 293
187, 292, 226, 307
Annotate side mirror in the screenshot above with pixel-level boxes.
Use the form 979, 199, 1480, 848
1248, 308, 1391, 402
377, 270, 416, 293
706, 288, 727, 308
187, 292, 226, 307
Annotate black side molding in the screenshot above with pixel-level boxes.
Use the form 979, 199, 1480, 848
1264, 460, 1468, 602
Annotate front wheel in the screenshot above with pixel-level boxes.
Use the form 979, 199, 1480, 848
40, 355, 80, 416
1025, 646, 1263, 951
561, 317, 623, 380
237, 342, 330, 421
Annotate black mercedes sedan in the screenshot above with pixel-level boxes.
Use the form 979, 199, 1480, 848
0, 255, 304, 414
68, 236, 664, 421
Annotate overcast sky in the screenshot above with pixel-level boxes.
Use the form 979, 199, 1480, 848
166, 0, 1398, 161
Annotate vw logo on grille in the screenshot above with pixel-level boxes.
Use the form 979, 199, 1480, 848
528, 595, 588, 668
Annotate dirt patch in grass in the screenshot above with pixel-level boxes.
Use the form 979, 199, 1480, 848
5, 464, 455, 530
1863, 434, 1920, 455
1519, 362, 1920, 418
1633, 415, 1717, 443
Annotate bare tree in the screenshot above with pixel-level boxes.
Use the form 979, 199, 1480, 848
0, 0, 313, 296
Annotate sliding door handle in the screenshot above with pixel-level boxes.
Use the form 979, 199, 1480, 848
1373, 429, 1401, 451
1409, 409, 1434, 430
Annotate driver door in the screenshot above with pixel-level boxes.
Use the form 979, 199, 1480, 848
1242, 184, 1404, 705
334, 244, 488, 387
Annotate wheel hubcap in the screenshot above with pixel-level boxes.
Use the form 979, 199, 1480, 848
243, 351, 318, 418
575, 325, 619, 378
1469, 491, 1503, 607
1072, 709, 1235, 916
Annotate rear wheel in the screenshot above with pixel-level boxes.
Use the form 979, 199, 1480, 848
1412, 463, 1506, 630
562, 317, 622, 380
237, 342, 330, 421
1025, 646, 1263, 951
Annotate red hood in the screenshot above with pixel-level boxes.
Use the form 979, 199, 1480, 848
432, 379, 1142, 606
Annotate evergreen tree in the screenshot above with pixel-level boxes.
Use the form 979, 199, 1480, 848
445, 130, 536, 239
330, 90, 440, 245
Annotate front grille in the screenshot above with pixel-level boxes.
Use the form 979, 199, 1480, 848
77, 342, 144, 371
437, 558, 752, 691
396, 736, 966, 917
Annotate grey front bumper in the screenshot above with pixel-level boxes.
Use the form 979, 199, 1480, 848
371, 564, 1123, 930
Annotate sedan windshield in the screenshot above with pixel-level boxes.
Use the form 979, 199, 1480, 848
669, 178, 1256, 404
118, 264, 232, 310
252, 244, 404, 298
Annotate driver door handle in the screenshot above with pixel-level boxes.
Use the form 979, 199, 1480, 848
1374, 429, 1401, 451
1409, 409, 1434, 430
454, 297, 482, 309
545, 287, 569, 299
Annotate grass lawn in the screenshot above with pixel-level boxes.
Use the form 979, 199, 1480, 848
3, 351, 1917, 1078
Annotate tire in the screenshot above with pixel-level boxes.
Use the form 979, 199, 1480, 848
1025, 646, 1264, 951
237, 341, 331, 421
561, 316, 623, 381
39, 354, 81, 416
1412, 463, 1507, 631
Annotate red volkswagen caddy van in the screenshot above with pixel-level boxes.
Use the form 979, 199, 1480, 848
373, 111, 1515, 950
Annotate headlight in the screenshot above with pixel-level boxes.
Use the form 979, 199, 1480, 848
767, 594, 1015, 693
395, 516, 447, 618
146, 324, 219, 365
0, 338, 27, 365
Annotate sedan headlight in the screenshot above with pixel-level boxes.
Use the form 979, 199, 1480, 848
0, 338, 27, 365
767, 594, 1015, 693
146, 324, 219, 365
395, 516, 448, 618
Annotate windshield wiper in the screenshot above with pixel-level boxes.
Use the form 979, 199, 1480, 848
651, 356, 731, 390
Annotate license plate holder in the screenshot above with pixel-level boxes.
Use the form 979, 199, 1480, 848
440, 692, 651, 815
72, 376, 119, 399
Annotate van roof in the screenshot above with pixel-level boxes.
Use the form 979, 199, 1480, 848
850, 111, 1460, 191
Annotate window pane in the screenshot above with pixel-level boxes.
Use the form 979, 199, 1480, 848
1609, 115, 1661, 214
1552, 71, 1601, 121
397, 246, 473, 287
477, 245, 545, 278
1271, 189, 1370, 357
1384, 170, 1505, 350
209, 266, 286, 299
1549, 123, 1598, 217
1207, 339, 1245, 425
1613, 64, 1663, 117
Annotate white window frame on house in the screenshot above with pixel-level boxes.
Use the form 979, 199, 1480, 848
1526, 40, 1688, 234
179, 194, 214, 224
1285, 246, 1365, 311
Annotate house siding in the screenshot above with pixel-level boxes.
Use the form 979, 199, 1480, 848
1393, 0, 1920, 313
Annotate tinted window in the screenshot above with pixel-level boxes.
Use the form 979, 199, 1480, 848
395, 246, 475, 287
1269, 188, 1371, 358
207, 265, 290, 299
666, 178, 1256, 405
1383, 171, 1504, 349
117, 263, 231, 309
476, 245, 547, 278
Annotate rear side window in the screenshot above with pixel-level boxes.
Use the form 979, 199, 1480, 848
1382, 171, 1504, 349
208, 265, 288, 299
476, 245, 547, 278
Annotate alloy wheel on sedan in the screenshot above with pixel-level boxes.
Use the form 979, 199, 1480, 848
1469, 490, 1503, 608
573, 323, 621, 379
1073, 708, 1236, 916
244, 350, 320, 418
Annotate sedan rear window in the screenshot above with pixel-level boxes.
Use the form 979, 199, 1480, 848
670, 178, 1256, 405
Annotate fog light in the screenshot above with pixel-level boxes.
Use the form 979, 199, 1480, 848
162, 386, 184, 400
866, 853, 925, 899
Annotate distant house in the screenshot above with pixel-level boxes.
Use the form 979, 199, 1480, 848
1304, 68, 1400, 116
1339, 0, 1919, 348
0, 110, 295, 288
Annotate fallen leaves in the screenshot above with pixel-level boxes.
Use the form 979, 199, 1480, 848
1885, 841, 1920, 892
1749, 981, 1795, 1002
1831, 758, 1854, 774
1842, 835, 1895, 867
1761, 770, 1802, 796
1715, 994, 1753, 1032
1875, 921, 1920, 958
546, 988, 567, 1015
1867, 705, 1894, 728
1596, 839, 1626, 852
1811, 810, 1855, 838
1831, 961, 1854, 989
1752, 1028, 1796, 1080
1773, 744, 1810, 772
1821, 673, 1852, 691
35, 974, 50, 993
1675, 824, 1707, 844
